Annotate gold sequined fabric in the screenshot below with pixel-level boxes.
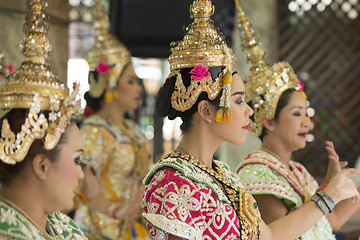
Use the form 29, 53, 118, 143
74, 115, 151, 240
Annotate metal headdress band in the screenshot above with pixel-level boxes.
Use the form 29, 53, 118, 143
0, 0, 80, 165
167, 0, 237, 122
87, 0, 131, 102
235, 0, 302, 136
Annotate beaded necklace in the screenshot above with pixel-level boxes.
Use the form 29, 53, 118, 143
173, 144, 261, 240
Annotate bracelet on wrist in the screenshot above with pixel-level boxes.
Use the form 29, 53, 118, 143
310, 190, 335, 215
317, 191, 335, 212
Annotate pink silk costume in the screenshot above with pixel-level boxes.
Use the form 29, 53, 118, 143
142, 154, 247, 240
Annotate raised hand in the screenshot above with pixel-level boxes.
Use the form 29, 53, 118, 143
324, 141, 348, 182
324, 168, 360, 204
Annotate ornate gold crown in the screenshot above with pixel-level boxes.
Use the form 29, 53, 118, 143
235, 0, 302, 136
167, 0, 236, 122
0, 0, 80, 164
87, 0, 131, 99
0, 49, 8, 76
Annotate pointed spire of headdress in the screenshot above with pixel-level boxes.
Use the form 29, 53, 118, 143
0, 0, 67, 112
86, 0, 131, 99
235, 0, 302, 136
235, 0, 268, 72
169, 0, 236, 71
0, 0, 80, 164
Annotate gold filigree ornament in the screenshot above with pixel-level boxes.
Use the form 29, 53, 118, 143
0, 0, 81, 165
167, 0, 237, 122
234, 0, 306, 136
87, 0, 131, 99
238, 190, 261, 238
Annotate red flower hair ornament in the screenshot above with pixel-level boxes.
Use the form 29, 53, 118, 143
190, 65, 211, 81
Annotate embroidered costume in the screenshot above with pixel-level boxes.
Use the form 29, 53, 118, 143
142, 153, 260, 240
237, 150, 335, 239
0, 199, 86, 240
74, 115, 150, 240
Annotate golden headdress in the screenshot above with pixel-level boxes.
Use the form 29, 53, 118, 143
87, 0, 131, 102
235, 0, 303, 136
167, 0, 237, 122
0, 0, 80, 164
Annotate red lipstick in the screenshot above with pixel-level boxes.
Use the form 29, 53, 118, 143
298, 132, 308, 138
242, 123, 251, 131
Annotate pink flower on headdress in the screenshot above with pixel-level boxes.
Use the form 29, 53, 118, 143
190, 65, 211, 81
8, 63, 13, 74
298, 79, 304, 91
96, 61, 110, 74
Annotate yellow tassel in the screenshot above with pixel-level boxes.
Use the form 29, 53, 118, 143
215, 108, 224, 123
223, 70, 232, 85
224, 108, 232, 122
300, 91, 307, 100
105, 91, 119, 103
105, 91, 114, 103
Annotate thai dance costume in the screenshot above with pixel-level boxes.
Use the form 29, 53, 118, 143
237, 150, 335, 239
73, 0, 151, 239
143, 153, 260, 240
235, 2, 335, 239
0, 199, 86, 240
75, 115, 151, 239
0, 0, 85, 239
142, 1, 261, 239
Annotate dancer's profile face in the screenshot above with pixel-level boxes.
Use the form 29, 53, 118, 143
115, 65, 142, 111
212, 73, 254, 145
